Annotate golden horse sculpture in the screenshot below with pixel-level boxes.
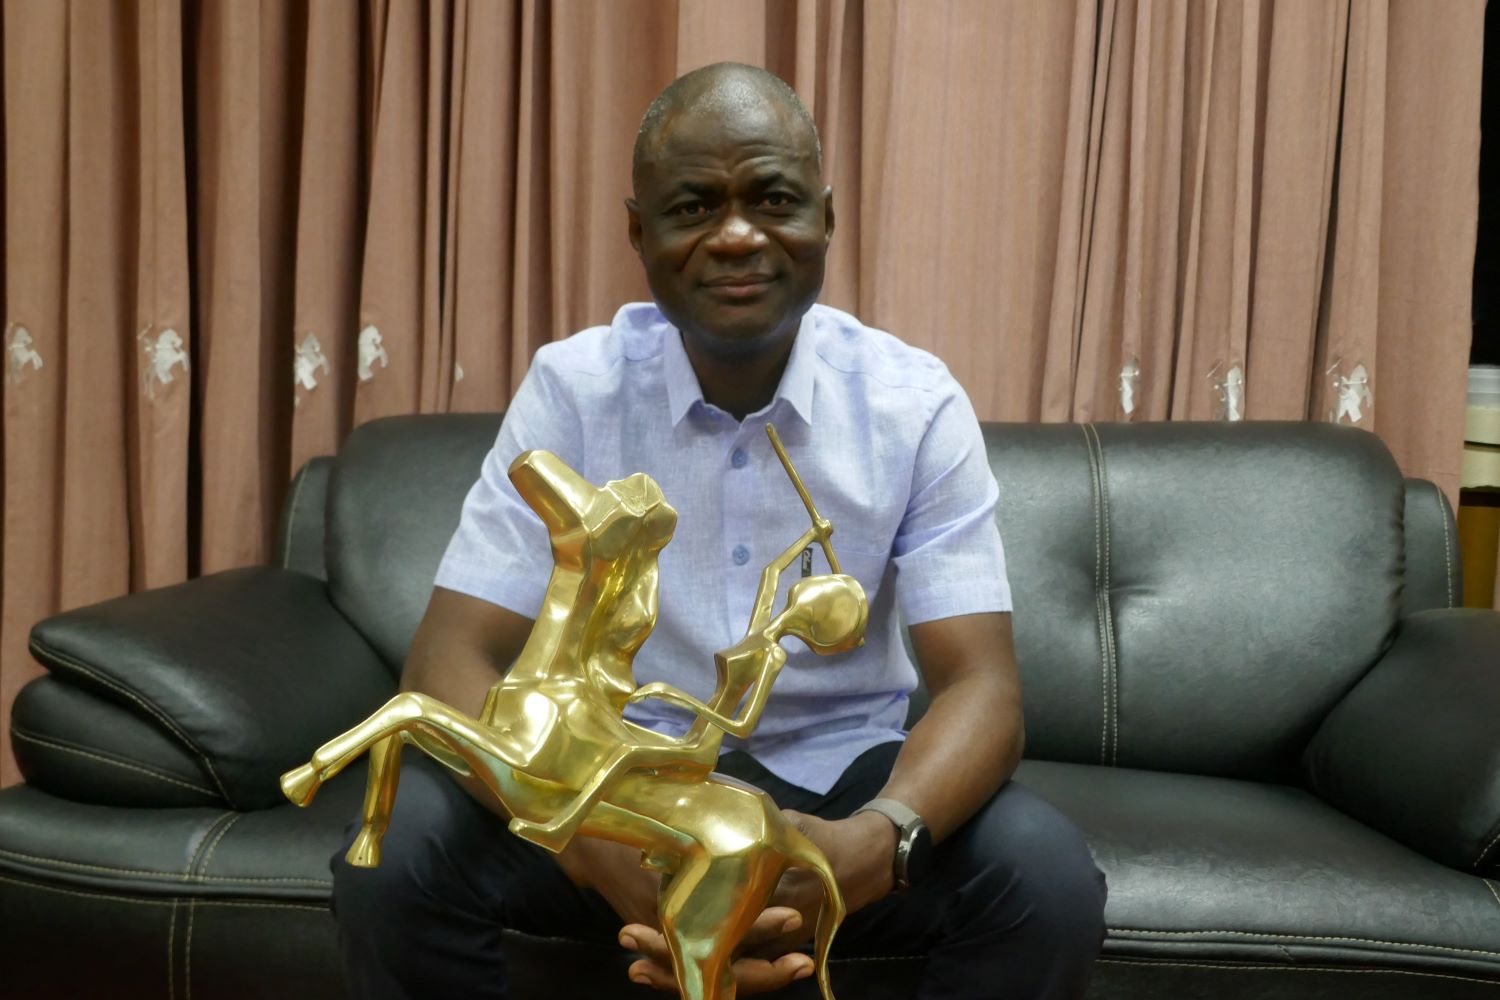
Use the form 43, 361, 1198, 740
280, 425, 868, 1000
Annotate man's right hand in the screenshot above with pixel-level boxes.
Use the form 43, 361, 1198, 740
559, 836, 813, 994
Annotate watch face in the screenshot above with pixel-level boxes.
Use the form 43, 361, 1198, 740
901, 823, 934, 888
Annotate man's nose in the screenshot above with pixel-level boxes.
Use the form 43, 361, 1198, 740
705, 208, 768, 256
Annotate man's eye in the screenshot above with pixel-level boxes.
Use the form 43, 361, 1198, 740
670, 201, 708, 217
761, 193, 796, 209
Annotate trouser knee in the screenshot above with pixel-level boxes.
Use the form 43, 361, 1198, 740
958, 782, 1108, 956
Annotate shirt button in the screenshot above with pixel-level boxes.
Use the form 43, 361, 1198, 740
731, 447, 748, 468
732, 545, 750, 566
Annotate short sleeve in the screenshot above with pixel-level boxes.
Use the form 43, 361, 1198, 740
891, 379, 1012, 625
432, 357, 581, 617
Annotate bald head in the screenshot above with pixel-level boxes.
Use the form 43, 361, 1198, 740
633, 63, 821, 188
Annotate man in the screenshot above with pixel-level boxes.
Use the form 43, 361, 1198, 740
333, 62, 1106, 999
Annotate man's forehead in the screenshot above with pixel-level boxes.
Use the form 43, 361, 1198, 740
646, 101, 814, 164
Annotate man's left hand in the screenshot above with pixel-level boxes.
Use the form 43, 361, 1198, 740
619, 809, 897, 992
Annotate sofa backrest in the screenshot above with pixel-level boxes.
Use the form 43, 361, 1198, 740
325, 414, 503, 675
988, 421, 1405, 782
314, 414, 1437, 782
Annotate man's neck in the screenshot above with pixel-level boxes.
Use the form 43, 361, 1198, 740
681, 331, 796, 422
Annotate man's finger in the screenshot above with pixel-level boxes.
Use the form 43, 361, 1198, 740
620, 923, 672, 966
732, 953, 816, 995
739, 906, 803, 948
627, 958, 679, 991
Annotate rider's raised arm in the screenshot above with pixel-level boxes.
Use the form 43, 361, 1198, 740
745, 524, 822, 634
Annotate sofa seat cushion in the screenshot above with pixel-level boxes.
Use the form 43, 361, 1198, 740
0, 776, 356, 901
1016, 760, 1500, 982
0, 776, 924, 999
0, 779, 357, 999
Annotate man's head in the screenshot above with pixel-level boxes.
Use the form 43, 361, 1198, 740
627, 63, 833, 361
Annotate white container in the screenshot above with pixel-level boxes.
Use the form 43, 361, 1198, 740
1464, 366, 1500, 488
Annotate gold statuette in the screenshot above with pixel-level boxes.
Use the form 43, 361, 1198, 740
281, 424, 868, 999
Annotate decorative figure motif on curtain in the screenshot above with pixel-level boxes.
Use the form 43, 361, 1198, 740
140, 327, 189, 398
4, 324, 43, 384
1328, 361, 1374, 425
294, 333, 331, 400
357, 324, 389, 382
279, 425, 866, 1000
1208, 361, 1246, 422
1118, 357, 1142, 418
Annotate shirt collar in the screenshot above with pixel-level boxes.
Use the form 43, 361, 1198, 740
661, 309, 818, 428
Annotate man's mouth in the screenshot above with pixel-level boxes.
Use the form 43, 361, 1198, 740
702, 273, 776, 298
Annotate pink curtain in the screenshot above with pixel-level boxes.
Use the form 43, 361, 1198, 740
0, 0, 1484, 785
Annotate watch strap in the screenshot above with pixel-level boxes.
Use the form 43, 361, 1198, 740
854, 797, 923, 832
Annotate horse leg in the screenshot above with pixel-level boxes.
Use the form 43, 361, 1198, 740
281, 691, 545, 807
655, 848, 767, 1000
654, 859, 740, 1000
345, 735, 403, 868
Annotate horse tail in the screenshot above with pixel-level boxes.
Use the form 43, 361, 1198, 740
783, 829, 845, 1000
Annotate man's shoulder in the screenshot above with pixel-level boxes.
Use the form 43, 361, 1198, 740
529, 303, 669, 382
807, 304, 955, 396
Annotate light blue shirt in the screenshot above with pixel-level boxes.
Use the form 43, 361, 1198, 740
435, 302, 1012, 793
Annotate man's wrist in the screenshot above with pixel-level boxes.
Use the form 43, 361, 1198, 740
835, 811, 899, 910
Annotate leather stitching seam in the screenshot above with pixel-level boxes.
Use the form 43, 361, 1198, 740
0, 873, 326, 910
11, 727, 218, 796
280, 466, 310, 569
27, 637, 233, 805
1088, 423, 1120, 764
1484, 878, 1500, 911
187, 898, 195, 1000
1433, 482, 1456, 608
167, 898, 177, 1000
1476, 824, 1500, 870
194, 814, 240, 879
1082, 424, 1110, 765
1096, 958, 1500, 985
1108, 927, 1500, 958
0, 846, 331, 886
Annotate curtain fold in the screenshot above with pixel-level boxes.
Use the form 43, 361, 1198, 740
0, 0, 1484, 785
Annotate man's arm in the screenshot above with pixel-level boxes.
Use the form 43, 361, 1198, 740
621, 610, 1022, 994
793, 610, 1023, 911
399, 586, 533, 711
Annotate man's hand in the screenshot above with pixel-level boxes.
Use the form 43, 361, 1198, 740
618, 809, 897, 993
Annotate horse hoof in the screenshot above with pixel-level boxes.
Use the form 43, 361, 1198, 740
347, 828, 383, 868
280, 764, 319, 807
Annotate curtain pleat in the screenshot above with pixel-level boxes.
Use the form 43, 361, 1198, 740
2, 0, 70, 787
0, 0, 1486, 784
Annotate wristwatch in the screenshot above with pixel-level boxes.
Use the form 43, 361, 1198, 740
854, 798, 933, 892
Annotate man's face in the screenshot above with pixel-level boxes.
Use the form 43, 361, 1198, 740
628, 103, 833, 359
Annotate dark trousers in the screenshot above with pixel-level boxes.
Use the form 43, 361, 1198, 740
332, 743, 1107, 999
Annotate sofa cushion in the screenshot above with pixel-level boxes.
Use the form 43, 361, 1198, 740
1304, 609, 1500, 877
28, 567, 395, 811
1015, 759, 1500, 981
13, 676, 222, 808
990, 422, 1404, 780
325, 414, 503, 673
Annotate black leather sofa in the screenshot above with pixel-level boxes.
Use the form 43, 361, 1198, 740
2, 415, 1498, 999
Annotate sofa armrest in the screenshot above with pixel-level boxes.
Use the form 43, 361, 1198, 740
1303, 609, 1500, 876
28, 566, 396, 811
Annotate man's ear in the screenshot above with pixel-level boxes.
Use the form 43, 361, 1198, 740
625, 199, 643, 257
822, 186, 835, 244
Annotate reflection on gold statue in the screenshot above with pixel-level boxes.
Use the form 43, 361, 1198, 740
280, 425, 868, 1000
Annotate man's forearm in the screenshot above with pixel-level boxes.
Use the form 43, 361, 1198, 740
877, 670, 1023, 842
